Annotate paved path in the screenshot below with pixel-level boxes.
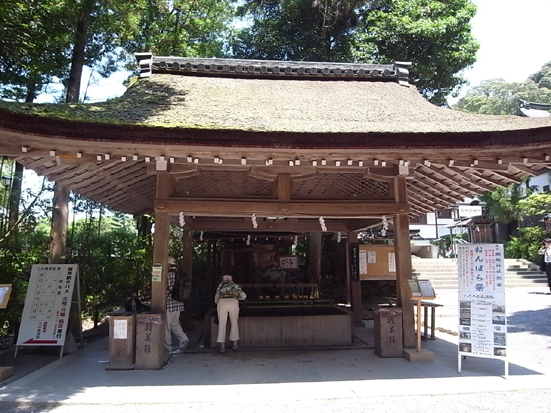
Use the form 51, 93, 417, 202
0, 286, 549, 413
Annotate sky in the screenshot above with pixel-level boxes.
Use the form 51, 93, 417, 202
462, 0, 551, 87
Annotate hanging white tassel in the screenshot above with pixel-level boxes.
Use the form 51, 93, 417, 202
251, 213, 258, 228
381, 215, 388, 237
319, 217, 327, 232
200, 231, 204, 241
246, 235, 251, 245
337, 232, 342, 243
179, 212, 185, 227
293, 236, 298, 247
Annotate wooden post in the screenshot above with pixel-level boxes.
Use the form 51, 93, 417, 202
392, 176, 416, 348
307, 232, 322, 284
347, 231, 363, 326
152, 171, 171, 313
149, 171, 171, 367
181, 228, 194, 329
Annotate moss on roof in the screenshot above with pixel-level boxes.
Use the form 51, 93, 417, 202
2, 74, 551, 134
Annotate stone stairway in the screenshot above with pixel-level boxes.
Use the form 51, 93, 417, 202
411, 258, 549, 290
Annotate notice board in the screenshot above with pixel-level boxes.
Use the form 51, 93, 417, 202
359, 244, 396, 280
457, 244, 508, 374
16, 264, 79, 348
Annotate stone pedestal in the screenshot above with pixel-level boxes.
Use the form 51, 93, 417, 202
403, 348, 435, 362
135, 313, 165, 370
374, 306, 403, 358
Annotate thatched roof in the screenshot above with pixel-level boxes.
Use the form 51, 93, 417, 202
0, 55, 550, 220
114, 74, 551, 134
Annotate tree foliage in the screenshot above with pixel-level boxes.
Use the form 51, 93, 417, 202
0, 0, 72, 101
454, 62, 551, 115
1, 0, 235, 103
231, 0, 365, 61
231, 0, 479, 105
129, 0, 236, 57
477, 179, 537, 224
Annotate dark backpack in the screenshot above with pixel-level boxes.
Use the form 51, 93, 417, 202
170, 268, 191, 302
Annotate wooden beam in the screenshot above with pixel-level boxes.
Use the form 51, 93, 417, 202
414, 168, 472, 199
185, 218, 352, 232
275, 173, 292, 202
405, 195, 437, 214
155, 199, 409, 217
345, 218, 384, 232
181, 229, 193, 329
392, 176, 415, 348
23, 157, 57, 170
508, 163, 539, 176
410, 179, 461, 205
348, 232, 362, 326
430, 165, 495, 192
407, 184, 455, 209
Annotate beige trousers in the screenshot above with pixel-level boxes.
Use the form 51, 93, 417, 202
217, 298, 240, 343
165, 311, 188, 350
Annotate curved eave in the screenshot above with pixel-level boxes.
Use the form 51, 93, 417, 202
2, 108, 551, 151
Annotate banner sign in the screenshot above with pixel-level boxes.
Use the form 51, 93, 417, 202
457, 244, 508, 367
458, 205, 482, 218
16, 264, 78, 347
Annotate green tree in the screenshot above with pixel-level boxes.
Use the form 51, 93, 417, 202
477, 179, 537, 224
357, 0, 479, 106
231, 0, 364, 61
231, 0, 479, 105
455, 62, 551, 115
130, 0, 236, 57
0, 0, 72, 101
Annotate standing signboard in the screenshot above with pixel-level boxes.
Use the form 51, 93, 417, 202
15, 264, 80, 357
457, 244, 508, 376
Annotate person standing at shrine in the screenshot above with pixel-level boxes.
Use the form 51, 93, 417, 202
165, 256, 190, 354
214, 274, 246, 353
537, 238, 551, 294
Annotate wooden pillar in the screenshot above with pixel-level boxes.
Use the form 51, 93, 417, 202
205, 240, 213, 305
306, 232, 322, 284
347, 231, 363, 326
392, 176, 415, 348
152, 171, 171, 313
181, 228, 194, 329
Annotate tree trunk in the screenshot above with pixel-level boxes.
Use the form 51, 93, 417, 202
65, 0, 94, 103
7, 162, 24, 247
49, 183, 69, 264
25, 84, 38, 103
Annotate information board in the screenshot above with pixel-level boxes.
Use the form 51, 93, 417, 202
457, 244, 508, 375
16, 264, 79, 349
359, 245, 396, 280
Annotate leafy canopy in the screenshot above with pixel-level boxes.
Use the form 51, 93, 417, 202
454, 62, 551, 115
231, 0, 479, 105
